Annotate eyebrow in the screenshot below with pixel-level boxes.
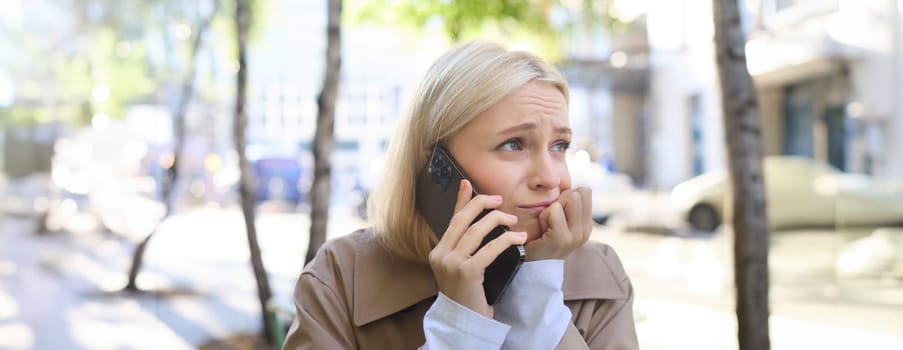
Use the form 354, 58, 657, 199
498, 122, 572, 136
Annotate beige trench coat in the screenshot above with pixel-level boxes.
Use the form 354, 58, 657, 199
283, 229, 638, 349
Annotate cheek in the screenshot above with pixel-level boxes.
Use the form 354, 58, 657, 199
560, 164, 572, 190
470, 167, 518, 196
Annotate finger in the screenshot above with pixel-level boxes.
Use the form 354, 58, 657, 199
465, 231, 528, 270
578, 187, 592, 237
547, 202, 570, 240
434, 180, 475, 254
557, 188, 574, 207
544, 188, 574, 233
565, 191, 583, 234
455, 210, 519, 254
539, 203, 553, 233
453, 179, 473, 214
438, 193, 503, 252
578, 187, 591, 223
437, 248, 469, 271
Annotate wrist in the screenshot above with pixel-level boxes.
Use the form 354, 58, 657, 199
443, 290, 493, 318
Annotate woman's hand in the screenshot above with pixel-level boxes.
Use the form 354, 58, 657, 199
428, 179, 527, 318
526, 187, 592, 261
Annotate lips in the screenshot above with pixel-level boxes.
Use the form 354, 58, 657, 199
517, 199, 557, 213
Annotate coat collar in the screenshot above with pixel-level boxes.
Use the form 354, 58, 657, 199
351, 229, 629, 327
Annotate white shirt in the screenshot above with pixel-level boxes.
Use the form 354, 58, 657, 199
421, 260, 571, 350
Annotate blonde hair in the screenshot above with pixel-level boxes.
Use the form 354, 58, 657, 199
367, 41, 569, 263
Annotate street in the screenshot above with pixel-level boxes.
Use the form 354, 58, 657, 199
600, 225, 903, 349
1, 202, 902, 349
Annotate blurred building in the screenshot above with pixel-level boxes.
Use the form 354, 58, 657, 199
639, 0, 903, 189
559, 22, 651, 186
644, 0, 725, 188
0, 0, 70, 178
747, 0, 903, 179
1, 123, 58, 177
244, 0, 452, 204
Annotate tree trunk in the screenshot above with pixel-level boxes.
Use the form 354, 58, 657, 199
712, 1, 771, 349
235, 0, 275, 343
126, 1, 217, 292
306, 0, 342, 264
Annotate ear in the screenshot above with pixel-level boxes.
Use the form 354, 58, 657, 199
422, 142, 442, 160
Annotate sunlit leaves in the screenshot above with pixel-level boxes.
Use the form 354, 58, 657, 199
347, 0, 627, 63
352, 0, 553, 41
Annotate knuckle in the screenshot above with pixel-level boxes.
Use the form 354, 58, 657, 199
428, 248, 441, 261
439, 255, 457, 270
429, 254, 444, 269
462, 226, 479, 239
449, 211, 464, 225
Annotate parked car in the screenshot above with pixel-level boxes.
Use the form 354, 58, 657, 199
348, 157, 385, 220
252, 157, 307, 207
671, 156, 903, 231
567, 150, 635, 224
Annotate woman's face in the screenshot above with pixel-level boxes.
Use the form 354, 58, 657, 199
447, 81, 572, 241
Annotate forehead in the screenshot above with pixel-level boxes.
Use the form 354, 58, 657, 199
467, 81, 569, 130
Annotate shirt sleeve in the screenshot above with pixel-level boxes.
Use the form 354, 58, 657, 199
421, 292, 511, 350
493, 259, 572, 350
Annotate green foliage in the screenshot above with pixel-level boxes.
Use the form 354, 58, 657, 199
83, 28, 158, 118
352, 0, 553, 41
4, 106, 50, 125
0, 0, 242, 127
349, 0, 627, 63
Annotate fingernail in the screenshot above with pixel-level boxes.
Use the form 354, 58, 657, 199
515, 231, 527, 237
507, 214, 518, 220
460, 180, 466, 190
492, 195, 503, 202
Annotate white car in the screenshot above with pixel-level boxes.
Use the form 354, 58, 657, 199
568, 151, 635, 224
671, 156, 903, 231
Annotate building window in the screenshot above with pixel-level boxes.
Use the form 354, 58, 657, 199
336, 140, 359, 151
783, 82, 816, 158
689, 94, 705, 176
762, 0, 839, 28
775, 0, 836, 12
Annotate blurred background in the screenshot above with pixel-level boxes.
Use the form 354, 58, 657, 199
2, 0, 903, 349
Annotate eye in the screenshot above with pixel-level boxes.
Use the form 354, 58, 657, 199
498, 138, 523, 151
551, 140, 571, 153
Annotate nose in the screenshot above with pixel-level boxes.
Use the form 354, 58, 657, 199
527, 153, 562, 190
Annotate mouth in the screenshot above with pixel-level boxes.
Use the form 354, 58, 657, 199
517, 199, 557, 214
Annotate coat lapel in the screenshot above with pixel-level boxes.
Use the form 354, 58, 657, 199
352, 230, 437, 326
349, 229, 629, 327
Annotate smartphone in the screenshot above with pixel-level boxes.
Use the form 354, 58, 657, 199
415, 146, 525, 305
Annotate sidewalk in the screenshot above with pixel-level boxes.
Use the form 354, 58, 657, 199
635, 299, 903, 349
3, 205, 903, 349
0, 206, 366, 349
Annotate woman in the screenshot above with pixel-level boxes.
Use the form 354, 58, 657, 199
283, 41, 638, 349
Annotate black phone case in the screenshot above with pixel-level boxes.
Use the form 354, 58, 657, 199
415, 147, 525, 305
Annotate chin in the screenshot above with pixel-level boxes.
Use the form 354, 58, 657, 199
514, 218, 543, 242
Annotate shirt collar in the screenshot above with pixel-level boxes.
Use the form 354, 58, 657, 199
351, 229, 629, 326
